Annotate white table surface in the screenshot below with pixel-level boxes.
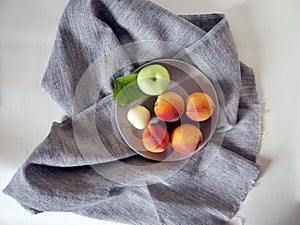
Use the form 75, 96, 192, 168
1, 0, 299, 225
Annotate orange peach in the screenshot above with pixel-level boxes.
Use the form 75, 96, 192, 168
142, 123, 169, 153
185, 92, 216, 121
170, 124, 203, 154
154, 91, 184, 122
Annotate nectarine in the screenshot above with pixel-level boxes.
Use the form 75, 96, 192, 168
142, 123, 169, 153
170, 124, 203, 154
185, 92, 216, 121
154, 91, 184, 122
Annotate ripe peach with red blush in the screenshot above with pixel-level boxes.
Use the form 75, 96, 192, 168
154, 91, 184, 122
170, 124, 203, 154
185, 92, 216, 122
142, 123, 169, 153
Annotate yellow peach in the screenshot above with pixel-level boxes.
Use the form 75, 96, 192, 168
170, 124, 203, 154
154, 91, 184, 122
185, 92, 216, 121
142, 123, 169, 153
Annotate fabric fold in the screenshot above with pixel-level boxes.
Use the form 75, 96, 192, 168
4, 0, 261, 224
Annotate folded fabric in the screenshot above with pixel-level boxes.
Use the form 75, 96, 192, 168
3, 0, 261, 224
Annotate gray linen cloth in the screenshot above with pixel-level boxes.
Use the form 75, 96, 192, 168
3, 0, 261, 224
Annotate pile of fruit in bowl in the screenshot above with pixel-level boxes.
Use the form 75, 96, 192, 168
113, 62, 216, 157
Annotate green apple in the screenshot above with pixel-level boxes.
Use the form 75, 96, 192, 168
137, 64, 170, 95
127, 105, 150, 129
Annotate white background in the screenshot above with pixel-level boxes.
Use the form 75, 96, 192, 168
0, 0, 299, 225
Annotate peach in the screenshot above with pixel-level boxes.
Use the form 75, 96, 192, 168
154, 91, 184, 122
185, 92, 216, 121
170, 124, 203, 154
142, 123, 169, 153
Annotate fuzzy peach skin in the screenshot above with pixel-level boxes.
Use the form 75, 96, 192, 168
170, 124, 203, 154
142, 123, 169, 153
185, 92, 216, 122
154, 91, 184, 122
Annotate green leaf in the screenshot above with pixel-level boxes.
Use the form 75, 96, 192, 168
113, 73, 149, 106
